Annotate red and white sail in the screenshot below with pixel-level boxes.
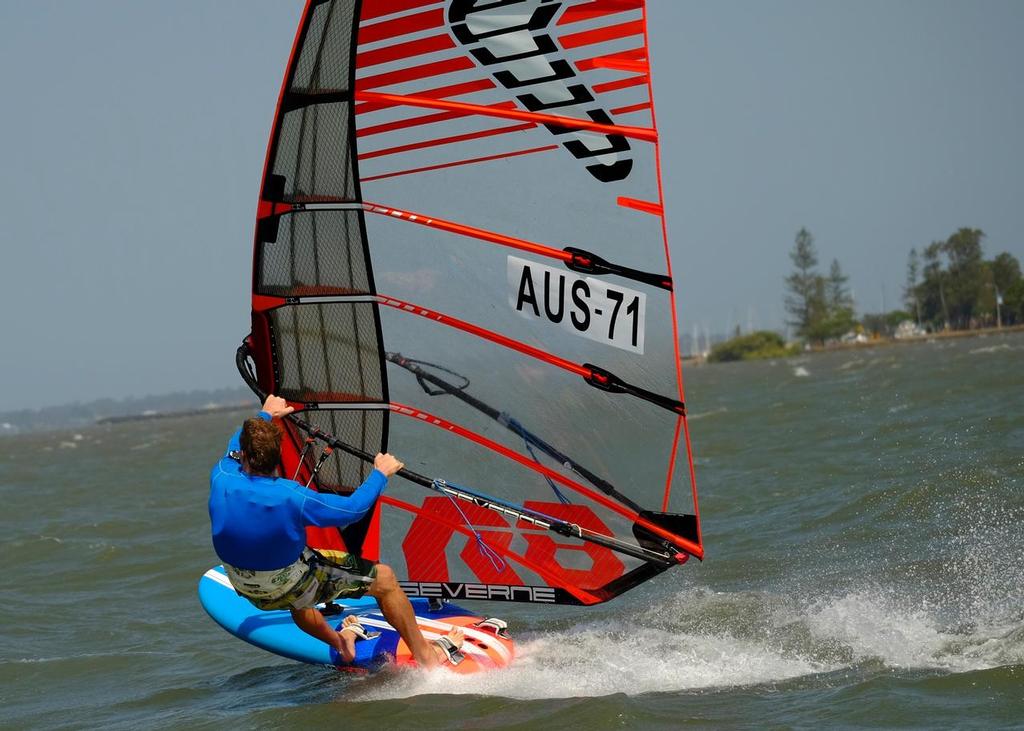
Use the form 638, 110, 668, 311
244, 0, 702, 606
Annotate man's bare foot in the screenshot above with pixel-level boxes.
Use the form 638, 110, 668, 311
430, 627, 465, 665
340, 614, 375, 642
341, 615, 362, 631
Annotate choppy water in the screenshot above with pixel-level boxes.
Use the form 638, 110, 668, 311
2, 333, 1022, 729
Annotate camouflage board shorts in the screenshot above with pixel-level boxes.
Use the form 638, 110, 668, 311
224, 548, 378, 611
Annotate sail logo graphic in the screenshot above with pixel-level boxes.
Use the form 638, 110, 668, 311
399, 581, 557, 604
508, 256, 646, 354
404, 497, 627, 598
448, 0, 634, 182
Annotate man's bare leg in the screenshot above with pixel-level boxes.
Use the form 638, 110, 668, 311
290, 607, 355, 661
367, 564, 463, 668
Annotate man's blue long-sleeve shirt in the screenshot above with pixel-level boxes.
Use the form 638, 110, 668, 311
208, 411, 386, 570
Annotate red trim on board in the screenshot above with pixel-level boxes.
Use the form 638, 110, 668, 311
358, 121, 535, 161
559, 19, 645, 49
617, 196, 663, 216
361, 144, 558, 182
356, 79, 496, 115
356, 33, 454, 69
358, 8, 443, 45
355, 91, 657, 142
363, 202, 573, 263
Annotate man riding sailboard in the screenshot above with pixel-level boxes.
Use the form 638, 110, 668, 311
208, 395, 464, 668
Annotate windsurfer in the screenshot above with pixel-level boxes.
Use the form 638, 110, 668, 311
208, 394, 464, 668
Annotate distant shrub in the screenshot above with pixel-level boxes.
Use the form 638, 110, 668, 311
707, 331, 797, 363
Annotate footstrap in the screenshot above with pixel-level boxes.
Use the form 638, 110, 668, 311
340, 621, 380, 642
431, 636, 465, 666
473, 617, 511, 639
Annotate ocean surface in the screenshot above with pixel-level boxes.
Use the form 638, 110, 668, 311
2, 332, 1022, 730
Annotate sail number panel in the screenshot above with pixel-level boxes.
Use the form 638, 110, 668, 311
507, 256, 647, 354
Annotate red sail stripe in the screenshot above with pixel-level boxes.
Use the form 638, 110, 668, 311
360, 144, 558, 182
357, 101, 519, 138
356, 78, 495, 115
355, 91, 658, 141
356, 33, 455, 69
358, 7, 444, 45
390, 402, 705, 558
376, 296, 591, 378
610, 101, 651, 116
363, 201, 573, 262
559, 19, 645, 49
575, 47, 646, 72
617, 196, 663, 216
359, 108, 467, 138
361, 0, 441, 22
662, 416, 684, 512
356, 55, 475, 92
593, 74, 648, 94
587, 57, 648, 73
557, 0, 643, 26
379, 495, 599, 604
358, 121, 535, 161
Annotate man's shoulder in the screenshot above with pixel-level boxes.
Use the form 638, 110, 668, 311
210, 455, 242, 482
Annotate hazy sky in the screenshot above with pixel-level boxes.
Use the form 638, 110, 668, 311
1, 1, 1022, 411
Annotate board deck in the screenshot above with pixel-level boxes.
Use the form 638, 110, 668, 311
198, 566, 514, 673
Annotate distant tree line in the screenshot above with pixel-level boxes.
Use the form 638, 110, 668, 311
783, 228, 857, 343
707, 330, 798, 363
903, 228, 1023, 330
783, 226, 1024, 344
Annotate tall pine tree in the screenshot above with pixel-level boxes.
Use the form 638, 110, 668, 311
784, 228, 821, 338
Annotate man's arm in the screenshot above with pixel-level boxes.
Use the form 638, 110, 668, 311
227, 395, 294, 454
216, 395, 293, 470
296, 452, 404, 528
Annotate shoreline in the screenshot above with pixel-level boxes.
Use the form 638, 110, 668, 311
682, 323, 1024, 365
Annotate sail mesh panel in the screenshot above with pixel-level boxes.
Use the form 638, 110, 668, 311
294, 409, 384, 489
273, 102, 356, 201
292, 0, 355, 93
257, 210, 369, 296
269, 302, 383, 403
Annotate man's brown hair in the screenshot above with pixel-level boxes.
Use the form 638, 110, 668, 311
240, 418, 282, 475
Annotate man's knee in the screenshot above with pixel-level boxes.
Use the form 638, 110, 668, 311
370, 563, 397, 592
